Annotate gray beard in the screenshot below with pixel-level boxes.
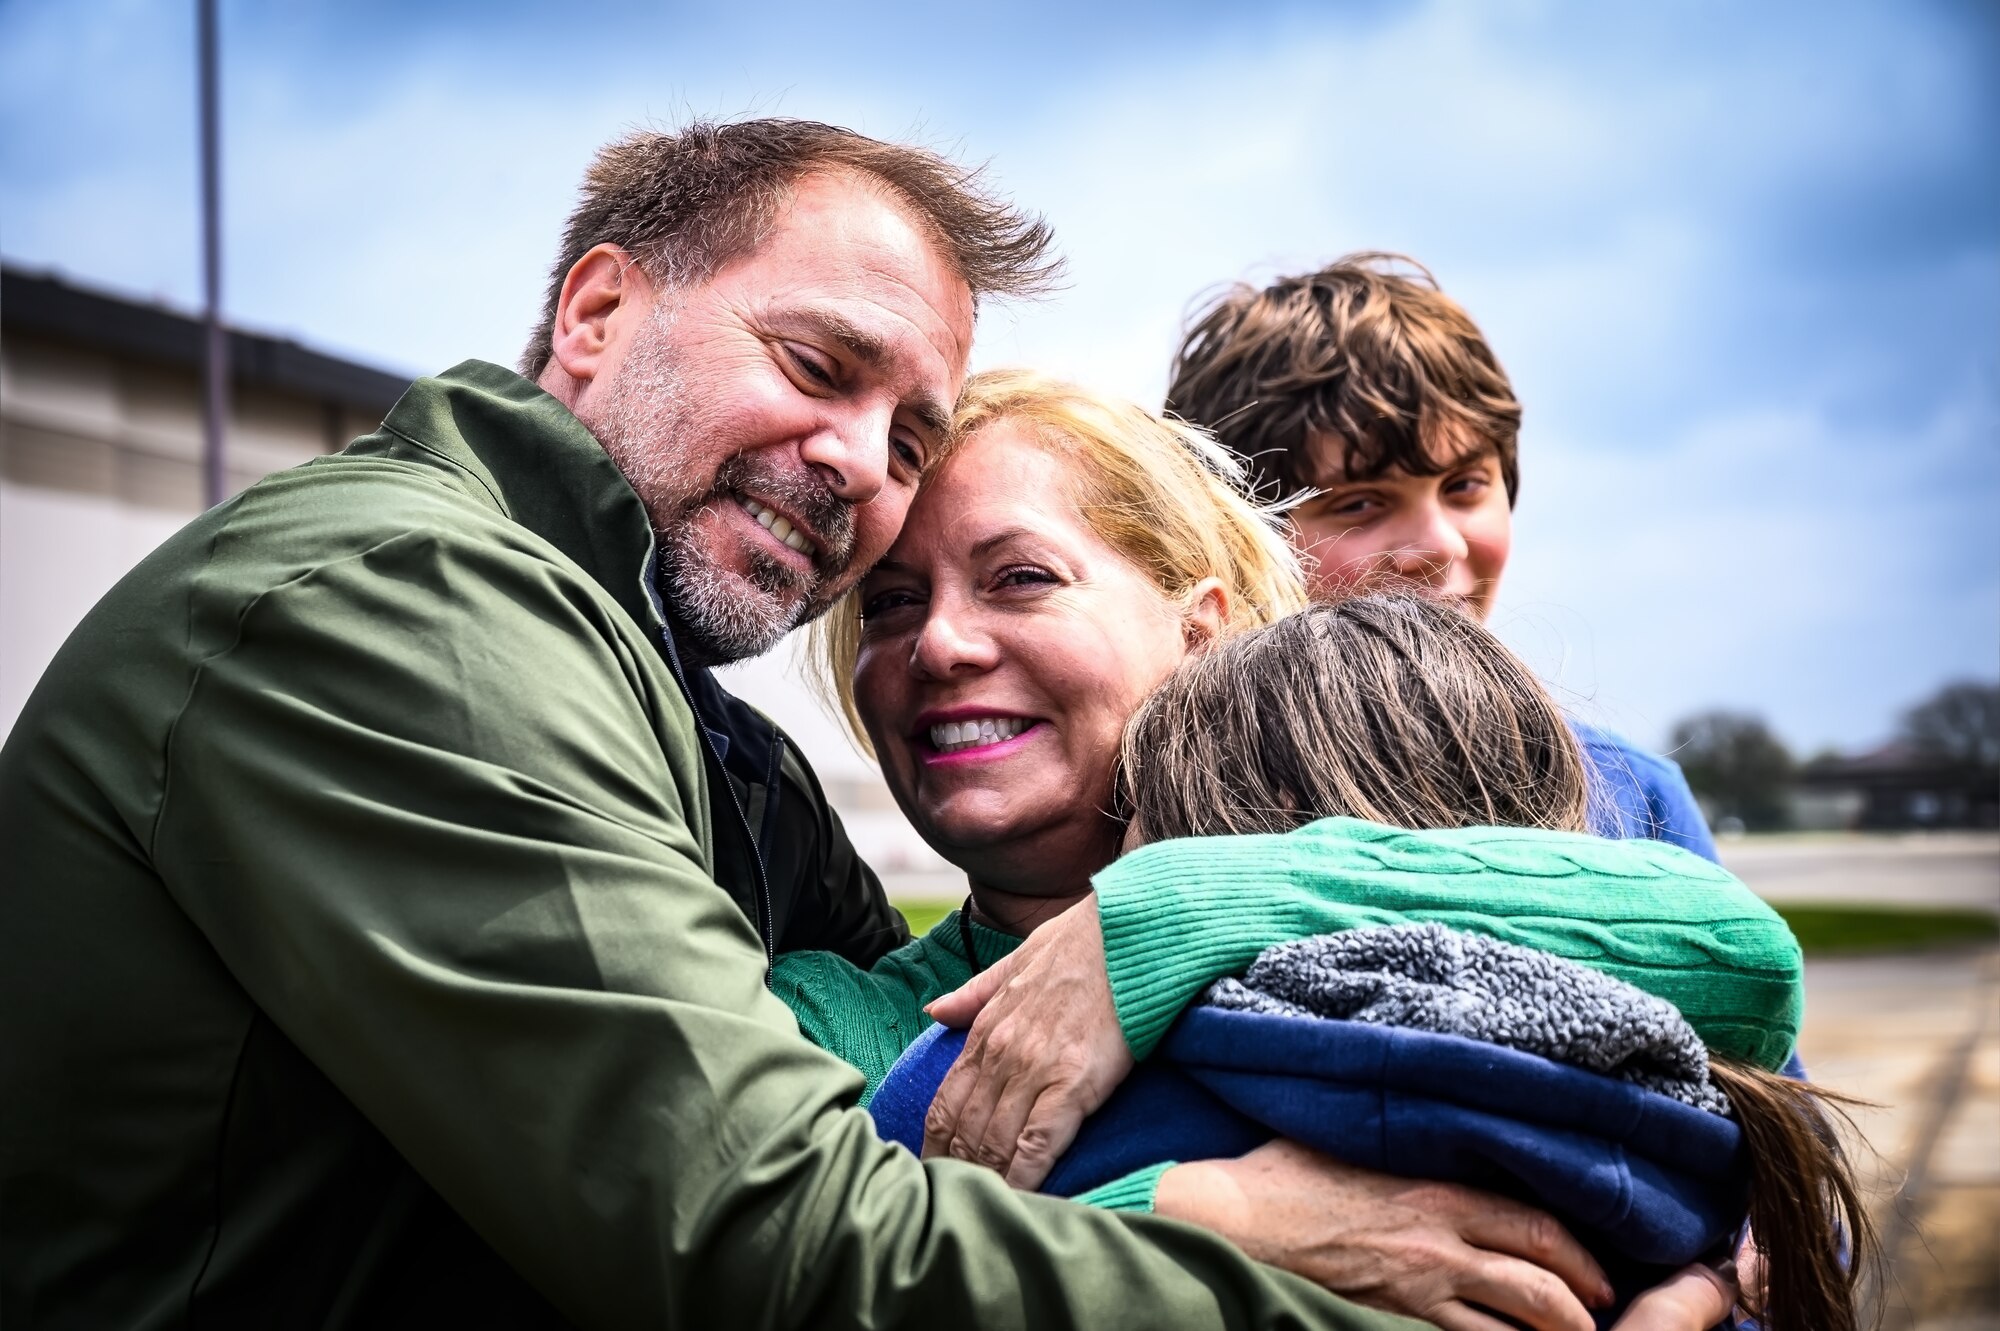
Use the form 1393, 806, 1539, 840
654, 492, 808, 667
583, 308, 850, 667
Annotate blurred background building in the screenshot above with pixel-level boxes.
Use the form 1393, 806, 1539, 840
0, 265, 404, 732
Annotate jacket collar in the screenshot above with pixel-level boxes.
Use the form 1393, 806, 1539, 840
371, 359, 665, 640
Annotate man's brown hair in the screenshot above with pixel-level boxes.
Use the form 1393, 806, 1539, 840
1165, 253, 1522, 503
520, 118, 1062, 379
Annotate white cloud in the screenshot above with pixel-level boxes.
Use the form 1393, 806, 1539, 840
4, 0, 1992, 756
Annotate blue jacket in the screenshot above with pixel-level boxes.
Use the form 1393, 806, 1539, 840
1574, 721, 1720, 863
873, 1012, 1747, 1324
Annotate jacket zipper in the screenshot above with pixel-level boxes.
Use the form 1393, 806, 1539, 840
642, 566, 777, 980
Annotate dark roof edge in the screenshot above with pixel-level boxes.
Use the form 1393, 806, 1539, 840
1, 264, 412, 414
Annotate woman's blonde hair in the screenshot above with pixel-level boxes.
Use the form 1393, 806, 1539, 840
809, 366, 1307, 754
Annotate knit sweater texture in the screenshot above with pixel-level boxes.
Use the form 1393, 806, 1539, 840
1096, 818, 1801, 1070
771, 910, 1019, 1104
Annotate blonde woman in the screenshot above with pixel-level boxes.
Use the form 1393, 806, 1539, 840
771, 370, 1788, 1331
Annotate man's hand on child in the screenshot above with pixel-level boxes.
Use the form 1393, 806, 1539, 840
1155, 1142, 1613, 1331
921, 896, 1133, 1188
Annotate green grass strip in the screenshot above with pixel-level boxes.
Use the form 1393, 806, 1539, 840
895, 901, 954, 937
1772, 902, 1999, 956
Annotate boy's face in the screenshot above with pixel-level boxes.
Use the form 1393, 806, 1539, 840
1286, 433, 1512, 620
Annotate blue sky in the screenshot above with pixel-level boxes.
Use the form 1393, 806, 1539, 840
3, 0, 1994, 755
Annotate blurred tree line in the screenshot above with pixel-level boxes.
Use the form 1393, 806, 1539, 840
1668, 678, 2000, 831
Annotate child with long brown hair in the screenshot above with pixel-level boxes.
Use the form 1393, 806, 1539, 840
1112, 592, 1873, 1331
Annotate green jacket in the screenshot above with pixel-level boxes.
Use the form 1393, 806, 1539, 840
0, 362, 1420, 1330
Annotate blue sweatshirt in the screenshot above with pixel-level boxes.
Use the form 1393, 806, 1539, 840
1575, 721, 1720, 862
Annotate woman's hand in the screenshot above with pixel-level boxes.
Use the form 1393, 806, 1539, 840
921, 897, 1133, 1187
1608, 1261, 1738, 1329
1154, 1141, 1614, 1331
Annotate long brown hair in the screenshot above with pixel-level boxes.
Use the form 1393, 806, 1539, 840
1118, 593, 1875, 1331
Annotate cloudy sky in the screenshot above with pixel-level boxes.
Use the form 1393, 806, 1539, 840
3, 0, 1994, 760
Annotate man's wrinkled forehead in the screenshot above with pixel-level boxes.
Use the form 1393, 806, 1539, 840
730, 171, 973, 334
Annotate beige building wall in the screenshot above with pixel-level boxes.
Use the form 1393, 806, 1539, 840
0, 332, 374, 738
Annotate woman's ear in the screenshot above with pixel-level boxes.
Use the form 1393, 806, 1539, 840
1184, 578, 1231, 649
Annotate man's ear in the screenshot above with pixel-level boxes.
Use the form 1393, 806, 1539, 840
544, 243, 653, 395
1184, 577, 1231, 648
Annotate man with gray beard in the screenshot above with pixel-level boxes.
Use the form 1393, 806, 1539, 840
0, 119, 1439, 1331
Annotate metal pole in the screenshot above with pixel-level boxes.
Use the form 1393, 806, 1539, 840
198, 0, 226, 507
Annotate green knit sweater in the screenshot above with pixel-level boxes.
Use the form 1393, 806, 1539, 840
772, 817, 1803, 1211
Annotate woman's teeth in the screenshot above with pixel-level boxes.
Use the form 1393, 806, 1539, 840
929, 717, 1031, 754
738, 497, 816, 555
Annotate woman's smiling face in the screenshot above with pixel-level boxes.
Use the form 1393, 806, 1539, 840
852, 422, 1196, 882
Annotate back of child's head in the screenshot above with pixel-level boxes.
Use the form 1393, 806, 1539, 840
1166, 253, 1522, 503
1117, 592, 1587, 844
1117, 592, 1875, 1331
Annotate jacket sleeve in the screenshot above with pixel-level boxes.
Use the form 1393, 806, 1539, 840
147, 532, 1415, 1331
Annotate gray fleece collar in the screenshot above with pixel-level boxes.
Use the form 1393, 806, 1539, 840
1204, 923, 1731, 1116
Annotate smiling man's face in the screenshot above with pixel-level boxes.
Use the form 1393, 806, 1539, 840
579, 170, 975, 664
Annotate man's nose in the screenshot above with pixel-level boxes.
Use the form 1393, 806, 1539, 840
799, 405, 893, 505
910, 600, 998, 680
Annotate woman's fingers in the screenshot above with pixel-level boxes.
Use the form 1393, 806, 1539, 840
1608, 1262, 1737, 1330
923, 956, 1006, 1030
918, 899, 1132, 1187
1454, 1188, 1611, 1307
1154, 1142, 1610, 1330
921, 1021, 1007, 1161
929, 1030, 1037, 1170
1001, 1081, 1092, 1189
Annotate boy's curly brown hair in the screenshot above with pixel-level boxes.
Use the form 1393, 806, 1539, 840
1165, 252, 1521, 504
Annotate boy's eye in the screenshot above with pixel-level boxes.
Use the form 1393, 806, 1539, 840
1312, 492, 1377, 520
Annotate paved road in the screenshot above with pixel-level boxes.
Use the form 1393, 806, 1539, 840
1759, 834, 2000, 1328
1720, 832, 2000, 913
1799, 946, 1998, 1329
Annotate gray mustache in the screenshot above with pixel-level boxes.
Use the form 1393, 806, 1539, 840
710, 454, 856, 572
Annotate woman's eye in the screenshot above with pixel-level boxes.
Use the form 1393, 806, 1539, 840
993, 565, 1057, 590
786, 346, 836, 389
859, 588, 922, 620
